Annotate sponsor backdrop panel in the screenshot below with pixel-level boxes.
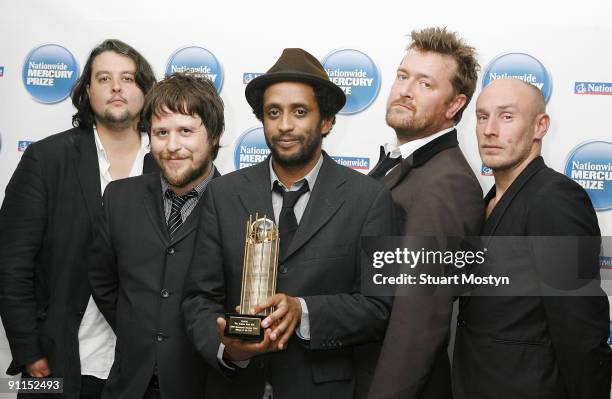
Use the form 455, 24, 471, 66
0, 1, 610, 396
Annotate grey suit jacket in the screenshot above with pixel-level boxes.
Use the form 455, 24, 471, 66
182, 152, 395, 399
368, 131, 484, 399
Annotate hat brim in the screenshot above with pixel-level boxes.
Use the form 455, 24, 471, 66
245, 71, 346, 115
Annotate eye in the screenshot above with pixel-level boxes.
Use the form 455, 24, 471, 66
294, 108, 307, 117
476, 114, 488, 123
419, 80, 431, 89
122, 75, 135, 82
152, 129, 168, 137
501, 113, 513, 121
396, 73, 407, 81
98, 75, 110, 83
180, 128, 193, 136
267, 108, 280, 119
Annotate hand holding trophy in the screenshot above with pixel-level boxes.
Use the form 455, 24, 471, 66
225, 214, 279, 341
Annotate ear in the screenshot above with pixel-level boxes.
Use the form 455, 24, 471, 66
533, 113, 550, 140
445, 93, 467, 121
320, 117, 335, 136
86, 83, 91, 98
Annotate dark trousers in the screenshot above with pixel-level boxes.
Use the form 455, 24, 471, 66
17, 374, 105, 399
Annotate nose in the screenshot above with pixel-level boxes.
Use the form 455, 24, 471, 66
481, 117, 498, 137
398, 78, 414, 99
278, 113, 294, 133
111, 77, 122, 93
166, 131, 181, 152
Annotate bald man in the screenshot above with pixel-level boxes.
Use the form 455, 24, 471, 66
452, 78, 611, 399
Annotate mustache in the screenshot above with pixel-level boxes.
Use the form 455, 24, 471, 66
389, 100, 415, 110
107, 96, 127, 104
272, 134, 303, 143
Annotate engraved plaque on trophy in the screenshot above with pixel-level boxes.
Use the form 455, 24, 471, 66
225, 214, 279, 341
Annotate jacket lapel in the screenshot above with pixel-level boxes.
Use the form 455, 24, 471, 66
143, 152, 159, 174
143, 173, 169, 245
237, 158, 275, 221
73, 128, 103, 223
281, 153, 345, 262
482, 156, 546, 236
384, 130, 459, 190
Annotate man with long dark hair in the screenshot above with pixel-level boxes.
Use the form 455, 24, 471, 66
0, 39, 156, 399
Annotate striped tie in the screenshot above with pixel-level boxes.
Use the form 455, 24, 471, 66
166, 189, 198, 239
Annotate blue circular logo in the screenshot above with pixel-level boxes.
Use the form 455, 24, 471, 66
234, 126, 269, 170
564, 140, 612, 211
165, 46, 223, 92
322, 49, 380, 115
22, 44, 79, 104
482, 53, 552, 103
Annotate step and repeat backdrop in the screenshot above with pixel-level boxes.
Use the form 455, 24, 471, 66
0, 1, 611, 396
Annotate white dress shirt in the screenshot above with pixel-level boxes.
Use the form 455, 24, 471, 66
77, 127, 149, 379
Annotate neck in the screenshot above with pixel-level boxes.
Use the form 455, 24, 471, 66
95, 120, 141, 154
272, 150, 321, 188
493, 152, 540, 200
395, 123, 453, 145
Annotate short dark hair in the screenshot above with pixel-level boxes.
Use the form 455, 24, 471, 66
250, 82, 338, 137
71, 39, 156, 129
409, 27, 480, 124
141, 72, 225, 159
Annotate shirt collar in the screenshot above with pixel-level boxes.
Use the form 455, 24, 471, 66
160, 164, 215, 198
383, 126, 455, 159
93, 125, 150, 162
269, 153, 324, 191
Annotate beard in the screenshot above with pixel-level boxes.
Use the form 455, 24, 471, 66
385, 105, 435, 138
158, 155, 211, 189
95, 107, 136, 129
265, 130, 322, 168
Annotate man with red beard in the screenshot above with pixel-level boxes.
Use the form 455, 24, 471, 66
368, 27, 484, 399
89, 73, 223, 399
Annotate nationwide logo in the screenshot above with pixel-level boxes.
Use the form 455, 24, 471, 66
574, 81, 612, 95
18, 140, 35, 152
234, 127, 269, 170
165, 46, 224, 92
564, 140, 612, 211
322, 49, 381, 115
243, 73, 264, 84
0, 66, 4, 77
482, 53, 552, 103
331, 156, 370, 171
481, 164, 493, 176
601, 256, 612, 270
22, 44, 79, 104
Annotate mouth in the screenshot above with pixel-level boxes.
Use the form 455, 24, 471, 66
108, 98, 127, 105
391, 102, 415, 112
274, 136, 301, 149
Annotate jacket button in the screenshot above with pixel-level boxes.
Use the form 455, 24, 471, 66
156, 333, 165, 342
279, 265, 288, 274
161, 289, 170, 298
457, 319, 466, 327
167, 247, 175, 255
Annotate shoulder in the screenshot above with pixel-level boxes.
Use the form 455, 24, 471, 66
105, 173, 158, 198
28, 126, 89, 154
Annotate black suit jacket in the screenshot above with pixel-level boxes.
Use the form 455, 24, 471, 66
453, 156, 612, 399
368, 131, 484, 399
0, 127, 156, 398
182, 152, 395, 399
89, 170, 219, 399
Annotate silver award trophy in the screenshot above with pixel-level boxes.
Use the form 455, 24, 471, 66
225, 214, 279, 341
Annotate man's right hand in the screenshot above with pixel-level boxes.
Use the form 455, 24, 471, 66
217, 317, 274, 363
25, 357, 51, 377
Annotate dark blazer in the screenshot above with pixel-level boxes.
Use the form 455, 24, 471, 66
0, 127, 157, 398
89, 170, 219, 399
368, 131, 484, 399
453, 156, 612, 399
182, 152, 395, 399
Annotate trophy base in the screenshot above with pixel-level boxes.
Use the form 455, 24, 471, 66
225, 313, 266, 341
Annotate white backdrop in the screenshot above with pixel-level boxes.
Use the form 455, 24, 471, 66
0, 1, 611, 396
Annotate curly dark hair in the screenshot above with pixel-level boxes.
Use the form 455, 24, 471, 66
71, 39, 156, 129
249, 82, 338, 137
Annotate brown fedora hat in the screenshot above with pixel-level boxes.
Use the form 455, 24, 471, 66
245, 48, 346, 114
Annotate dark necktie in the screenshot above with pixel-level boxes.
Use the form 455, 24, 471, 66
166, 189, 198, 239
369, 147, 401, 180
273, 180, 310, 259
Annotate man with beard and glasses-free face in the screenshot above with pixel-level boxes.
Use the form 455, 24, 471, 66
89, 73, 223, 399
452, 78, 611, 399
367, 28, 484, 399
182, 48, 395, 399
0, 39, 156, 399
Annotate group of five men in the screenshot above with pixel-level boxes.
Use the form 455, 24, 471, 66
0, 27, 610, 399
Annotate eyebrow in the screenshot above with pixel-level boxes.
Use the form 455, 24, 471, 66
476, 104, 519, 113
264, 102, 310, 109
397, 67, 433, 80
94, 70, 135, 77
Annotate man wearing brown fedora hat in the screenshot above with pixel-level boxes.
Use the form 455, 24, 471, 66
182, 48, 395, 399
